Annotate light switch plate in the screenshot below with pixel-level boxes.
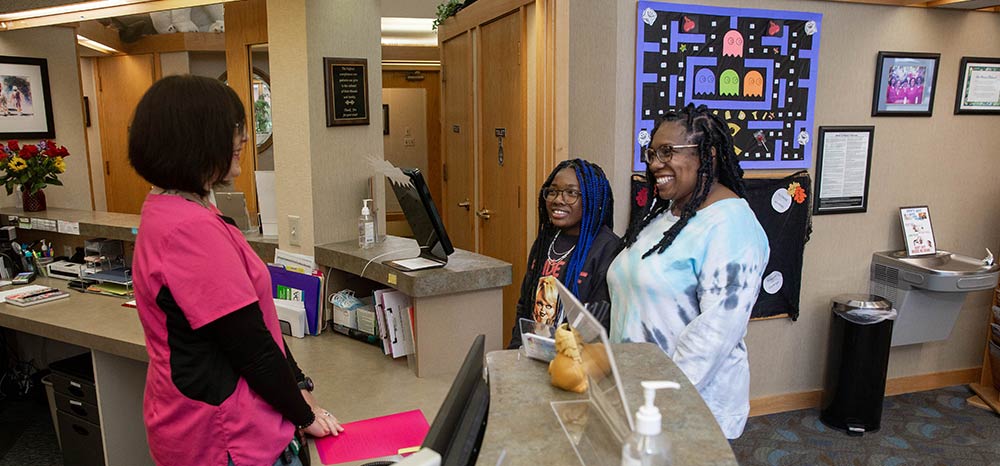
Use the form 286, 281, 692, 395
288, 215, 301, 246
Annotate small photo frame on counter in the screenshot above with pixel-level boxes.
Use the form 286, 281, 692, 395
899, 206, 936, 256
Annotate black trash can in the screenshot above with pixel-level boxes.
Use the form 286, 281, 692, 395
820, 294, 896, 436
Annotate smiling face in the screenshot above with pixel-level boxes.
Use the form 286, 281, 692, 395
545, 167, 583, 236
648, 120, 711, 213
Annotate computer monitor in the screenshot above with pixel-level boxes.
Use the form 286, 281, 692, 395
421, 334, 489, 466
387, 168, 455, 271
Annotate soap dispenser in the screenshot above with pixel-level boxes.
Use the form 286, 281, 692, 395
621, 380, 679, 466
358, 199, 376, 249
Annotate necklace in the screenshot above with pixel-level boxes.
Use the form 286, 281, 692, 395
151, 187, 212, 209
547, 230, 576, 262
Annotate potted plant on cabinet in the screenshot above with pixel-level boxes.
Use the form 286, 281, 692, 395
0, 140, 69, 212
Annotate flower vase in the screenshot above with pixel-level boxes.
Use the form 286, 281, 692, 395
22, 189, 46, 212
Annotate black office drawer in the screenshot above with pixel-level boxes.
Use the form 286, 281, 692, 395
57, 410, 105, 466
49, 353, 97, 406
55, 392, 100, 425
50, 372, 98, 406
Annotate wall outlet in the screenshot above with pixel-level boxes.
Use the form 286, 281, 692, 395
288, 215, 301, 247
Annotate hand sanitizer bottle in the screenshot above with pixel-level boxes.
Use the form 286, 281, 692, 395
358, 199, 376, 249
621, 380, 679, 466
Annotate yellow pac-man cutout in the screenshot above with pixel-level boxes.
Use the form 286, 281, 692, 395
713, 110, 719, 115
734, 145, 743, 155
725, 110, 732, 120
752, 111, 759, 119
738, 111, 746, 120
728, 122, 741, 137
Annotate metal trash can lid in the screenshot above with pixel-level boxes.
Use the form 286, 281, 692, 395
832, 294, 892, 311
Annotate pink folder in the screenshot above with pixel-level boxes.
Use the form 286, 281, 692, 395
315, 409, 430, 465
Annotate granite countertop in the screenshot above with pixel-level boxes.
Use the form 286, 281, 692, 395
0, 278, 148, 362
315, 235, 512, 297
0, 207, 278, 249
479, 343, 738, 466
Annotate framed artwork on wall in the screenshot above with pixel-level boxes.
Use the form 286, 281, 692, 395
871, 51, 940, 117
954, 56, 1000, 115
0, 55, 55, 139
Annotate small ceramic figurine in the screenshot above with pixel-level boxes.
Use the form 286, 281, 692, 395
549, 323, 588, 393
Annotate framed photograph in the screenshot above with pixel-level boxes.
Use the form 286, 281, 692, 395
899, 206, 936, 256
954, 56, 1000, 114
323, 57, 370, 127
813, 126, 874, 215
382, 104, 389, 135
0, 55, 55, 139
871, 51, 940, 117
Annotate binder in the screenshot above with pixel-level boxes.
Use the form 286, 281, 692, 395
268, 264, 323, 335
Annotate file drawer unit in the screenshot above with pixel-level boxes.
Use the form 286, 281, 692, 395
50, 353, 105, 466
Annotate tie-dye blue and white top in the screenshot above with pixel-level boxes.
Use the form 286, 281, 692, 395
608, 198, 769, 439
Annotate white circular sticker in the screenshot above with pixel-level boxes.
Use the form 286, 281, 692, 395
763, 271, 783, 294
771, 188, 792, 213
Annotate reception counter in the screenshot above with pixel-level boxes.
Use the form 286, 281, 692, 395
479, 345, 738, 466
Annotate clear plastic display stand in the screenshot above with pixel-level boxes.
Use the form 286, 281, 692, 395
550, 281, 633, 465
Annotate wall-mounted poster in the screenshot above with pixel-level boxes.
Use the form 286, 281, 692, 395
813, 126, 874, 215
0, 55, 55, 139
633, 2, 822, 171
899, 206, 936, 257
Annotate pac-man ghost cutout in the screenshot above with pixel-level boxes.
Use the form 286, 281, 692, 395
719, 69, 740, 96
722, 30, 744, 57
694, 69, 716, 95
743, 70, 764, 97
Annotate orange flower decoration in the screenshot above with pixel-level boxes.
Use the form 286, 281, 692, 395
787, 182, 806, 204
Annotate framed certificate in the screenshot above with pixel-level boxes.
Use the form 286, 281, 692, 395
899, 206, 936, 256
954, 57, 1000, 115
813, 126, 874, 215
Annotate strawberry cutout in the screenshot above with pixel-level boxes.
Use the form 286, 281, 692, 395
682, 16, 696, 32
767, 20, 780, 36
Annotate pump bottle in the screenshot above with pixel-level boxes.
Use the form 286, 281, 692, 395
621, 380, 679, 466
358, 199, 376, 249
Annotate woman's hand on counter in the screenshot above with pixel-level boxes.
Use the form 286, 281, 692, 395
300, 388, 345, 437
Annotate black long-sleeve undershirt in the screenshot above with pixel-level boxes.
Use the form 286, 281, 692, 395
199, 302, 313, 428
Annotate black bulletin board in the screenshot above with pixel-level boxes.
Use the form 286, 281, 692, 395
324, 57, 370, 127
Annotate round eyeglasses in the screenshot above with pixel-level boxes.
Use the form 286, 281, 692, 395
542, 188, 582, 205
642, 144, 698, 165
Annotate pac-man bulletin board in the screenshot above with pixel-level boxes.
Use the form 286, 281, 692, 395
633, 2, 823, 171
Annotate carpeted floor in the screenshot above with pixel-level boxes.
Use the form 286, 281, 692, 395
731, 385, 1000, 466
0, 397, 62, 466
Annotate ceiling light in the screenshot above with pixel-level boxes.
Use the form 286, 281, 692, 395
381, 17, 436, 34
77, 34, 122, 54
0, 0, 236, 31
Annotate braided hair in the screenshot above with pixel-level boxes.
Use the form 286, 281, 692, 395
622, 103, 746, 258
523, 159, 614, 300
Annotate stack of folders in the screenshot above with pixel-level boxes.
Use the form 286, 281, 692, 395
268, 264, 323, 336
4, 286, 70, 307
372, 289, 415, 359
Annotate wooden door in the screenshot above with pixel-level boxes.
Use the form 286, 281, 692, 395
96, 54, 155, 214
479, 12, 526, 346
441, 33, 476, 252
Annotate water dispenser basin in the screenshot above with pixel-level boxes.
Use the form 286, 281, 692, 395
881, 250, 999, 278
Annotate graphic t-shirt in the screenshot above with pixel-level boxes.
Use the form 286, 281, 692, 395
132, 194, 292, 466
508, 225, 620, 348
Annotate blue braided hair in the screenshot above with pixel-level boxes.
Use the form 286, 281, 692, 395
526, 159, 614, 300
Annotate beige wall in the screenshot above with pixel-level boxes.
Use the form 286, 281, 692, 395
0, 26, 91, 210
382, 87, 428, 212
268, 0, 384, 252
570, 0, 1000, 399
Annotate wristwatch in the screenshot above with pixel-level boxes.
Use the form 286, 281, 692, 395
297, 376, 314, 392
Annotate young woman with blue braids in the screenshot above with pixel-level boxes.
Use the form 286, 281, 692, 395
608, 104, 769, 439
507, 159, 618, 349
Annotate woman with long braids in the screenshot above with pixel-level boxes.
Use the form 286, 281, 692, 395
507, 159, 618, 349
608, 104, 769, 439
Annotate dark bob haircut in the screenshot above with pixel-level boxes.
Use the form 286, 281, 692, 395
128, 74, 245, 197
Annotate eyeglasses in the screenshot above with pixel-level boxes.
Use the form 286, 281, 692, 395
542, 187, 582, 205
642, 144, 698, 165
